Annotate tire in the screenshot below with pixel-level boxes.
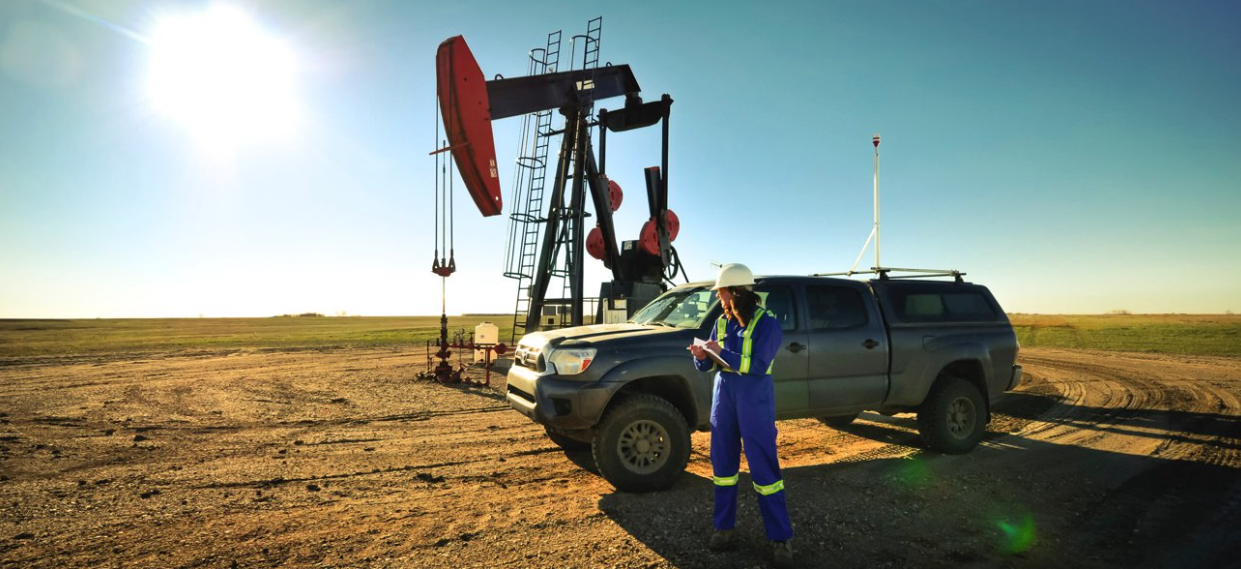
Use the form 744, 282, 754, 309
818, 412, 860, 429
917, 375, 986, 454
592, 394, 690, 493
545, 427, 591, 451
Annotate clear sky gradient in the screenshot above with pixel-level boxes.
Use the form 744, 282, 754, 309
2, 0, 1239, 318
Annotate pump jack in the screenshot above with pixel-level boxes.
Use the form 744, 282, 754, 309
435, 30, 682, 336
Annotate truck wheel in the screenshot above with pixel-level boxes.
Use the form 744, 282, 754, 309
917, 375, 985, 454
545, 427, 590, 451
818, 412, 859, 429
592, 394, 690, 493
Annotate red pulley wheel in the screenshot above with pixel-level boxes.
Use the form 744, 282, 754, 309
639, 219, 659, 256
607, 179, 623, 212
639, 210, 681, 257
587, 226, 605, 260
664, 209, 680, 242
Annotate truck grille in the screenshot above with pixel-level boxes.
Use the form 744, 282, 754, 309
514, 344, 545, 372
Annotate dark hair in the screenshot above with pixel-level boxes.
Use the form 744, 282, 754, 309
728, 287, 761, 325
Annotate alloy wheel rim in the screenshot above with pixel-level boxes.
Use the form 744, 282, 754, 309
617, 419, 670, 474
947, 397, 975, 438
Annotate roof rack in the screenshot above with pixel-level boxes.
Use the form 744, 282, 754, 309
811, 267, 966, 283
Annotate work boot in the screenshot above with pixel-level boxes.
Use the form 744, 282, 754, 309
772, 539, 794, 569
708, 529, 735, 552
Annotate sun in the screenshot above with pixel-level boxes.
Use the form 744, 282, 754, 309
146, 5, 300, 148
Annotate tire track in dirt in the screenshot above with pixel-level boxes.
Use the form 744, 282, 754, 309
1017, 349, 1241, 467
990, 348, 1241, 568
1018, 353, 1163, 452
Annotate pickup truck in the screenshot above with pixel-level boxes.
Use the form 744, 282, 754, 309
504, 274, 1022, 492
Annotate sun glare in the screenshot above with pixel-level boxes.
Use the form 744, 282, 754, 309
146, 5, 300, 148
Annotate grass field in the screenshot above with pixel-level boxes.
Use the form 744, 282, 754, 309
2, 314, 1238, 358
1009, 313, 1241, 357
0, 315, 517, 358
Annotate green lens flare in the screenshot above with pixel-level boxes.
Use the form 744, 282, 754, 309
996, 515, 1036, 554
893, 457, 931, 489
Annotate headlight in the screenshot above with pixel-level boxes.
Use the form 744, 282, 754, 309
547, 348, 596, 376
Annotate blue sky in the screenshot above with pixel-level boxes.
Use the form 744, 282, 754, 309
2, 0, 1239, 318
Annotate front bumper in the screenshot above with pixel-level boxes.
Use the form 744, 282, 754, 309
1008, 364, 1024, 391
506, 364, 619, 430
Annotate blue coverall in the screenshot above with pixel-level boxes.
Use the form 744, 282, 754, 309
693, 307, 793, 542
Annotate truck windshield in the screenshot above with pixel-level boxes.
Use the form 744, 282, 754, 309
631, 286, 718, 328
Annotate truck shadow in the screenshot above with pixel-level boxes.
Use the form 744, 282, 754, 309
598, 421, 1241, 569
805, 389, 1066, 452
562, 448, 600, 475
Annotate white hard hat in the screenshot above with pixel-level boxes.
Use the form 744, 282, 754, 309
712, 263, 755, 290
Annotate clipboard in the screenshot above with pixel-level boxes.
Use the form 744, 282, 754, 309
692, 337, 734, 372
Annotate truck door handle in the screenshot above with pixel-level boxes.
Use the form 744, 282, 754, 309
862, 339, 880, 349
786, 342, 805, 353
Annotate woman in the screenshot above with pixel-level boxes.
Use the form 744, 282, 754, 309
690, 263, 793, 568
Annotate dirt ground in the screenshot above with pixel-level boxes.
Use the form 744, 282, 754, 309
2, 346, 1239, 569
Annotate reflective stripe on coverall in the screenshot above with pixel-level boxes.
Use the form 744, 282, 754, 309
693, 307, 793, 541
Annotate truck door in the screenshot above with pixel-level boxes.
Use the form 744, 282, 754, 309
804, 284, 889, 415
755, 284, 810, 417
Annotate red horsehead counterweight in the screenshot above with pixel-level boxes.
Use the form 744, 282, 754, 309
435, 36, 503, 217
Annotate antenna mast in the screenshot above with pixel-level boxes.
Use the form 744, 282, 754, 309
873, 133, 880, 269
819, 134, 965, 282
846, 134, 882, 275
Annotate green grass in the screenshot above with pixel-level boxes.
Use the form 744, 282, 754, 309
0, 316, 518, 358
4, 314, 1237, 359
1008, 314, 1241, 357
